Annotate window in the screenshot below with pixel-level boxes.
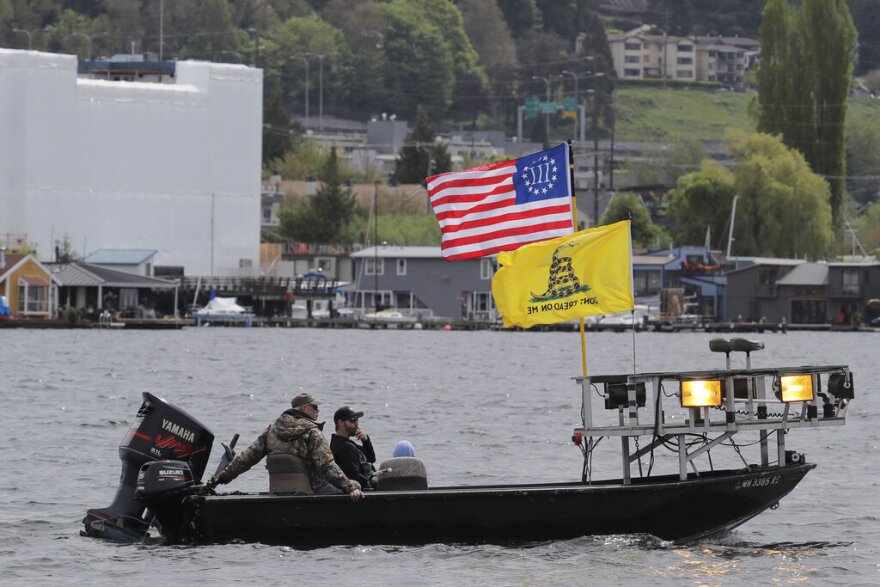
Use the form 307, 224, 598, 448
396, 258, 407, 276
758, 268, 778, 286
842, 269, 860, 294
315, 257, 336, 274
624, 42, 641, 51
625, 55, 640, 63
365, 257, 384, 275
480, 258, 496, 280
677, 57, 693, 65
624, 68, 641, 77
120, 289, 138, 310
679, 44, 693, 52
676, 69, 693, 78
17, 282, 49, 313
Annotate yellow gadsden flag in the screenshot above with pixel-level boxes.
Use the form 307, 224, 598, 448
492, 220, 634, 328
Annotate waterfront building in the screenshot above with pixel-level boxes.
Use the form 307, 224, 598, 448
350, 246, 496, 321
0, 49, 262, 277
0, 251, 59, 318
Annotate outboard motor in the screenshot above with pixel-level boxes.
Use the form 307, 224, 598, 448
82, 392, 214, 542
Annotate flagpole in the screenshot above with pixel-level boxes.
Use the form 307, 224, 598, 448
567, 139, 589, 377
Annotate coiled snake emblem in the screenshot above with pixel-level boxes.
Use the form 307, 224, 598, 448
530, 241, 590, 302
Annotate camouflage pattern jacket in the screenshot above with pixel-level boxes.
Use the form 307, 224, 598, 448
216, 409, 355, 493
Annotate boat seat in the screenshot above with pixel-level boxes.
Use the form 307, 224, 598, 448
708, 338, 732, 354
376, 457, 428, 491
730, 338, 765, 353
266, 454, 313, 495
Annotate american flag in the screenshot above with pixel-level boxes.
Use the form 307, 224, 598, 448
427, 143, 574, 261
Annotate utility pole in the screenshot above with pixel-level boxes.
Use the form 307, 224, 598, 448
159, 0, 164, 61
561, 70, 578, 140
425, 157, 436, 213
373, 182, 380, 312
590, 72, 605, 226
532, 76, 551, 140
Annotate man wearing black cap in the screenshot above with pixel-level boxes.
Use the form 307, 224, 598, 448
213, 393, 363, 501
330, 406, 377, 490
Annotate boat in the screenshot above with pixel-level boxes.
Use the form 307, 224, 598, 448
191, 296, 254, 325
81, 337, 854, 547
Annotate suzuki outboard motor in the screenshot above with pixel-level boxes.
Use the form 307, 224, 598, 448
82, 392, 214, 542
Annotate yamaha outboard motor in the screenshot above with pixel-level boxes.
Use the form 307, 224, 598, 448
82, 392, 214, 542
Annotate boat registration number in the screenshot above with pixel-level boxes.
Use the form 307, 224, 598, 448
737, 475, 781, 489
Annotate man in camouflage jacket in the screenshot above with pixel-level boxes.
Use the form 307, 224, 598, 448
214, 393, 364, 501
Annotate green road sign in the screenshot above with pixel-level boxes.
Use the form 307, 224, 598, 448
539, 101, 558, 114
562, 97, 577, 113
524, 98, 539, 119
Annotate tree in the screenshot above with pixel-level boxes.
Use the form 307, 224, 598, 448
736, 132, 831, 258
845, 124, 880, 207
851, 201, 880, 258
458, 0, 517, 123
669, 133, 833, 258
754, 0, 857, 229
262, 86, 296, 165
381, 0, 456, 118
668, 160, 737, 247
279, 148, 355, 242
393, 108, 451, 184
600, 192, 666, 249
496, 0, 539, 38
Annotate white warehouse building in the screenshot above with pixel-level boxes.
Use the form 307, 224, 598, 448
0, 49, 262, 277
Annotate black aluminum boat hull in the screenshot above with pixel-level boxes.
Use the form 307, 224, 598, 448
159, 463, 815, 546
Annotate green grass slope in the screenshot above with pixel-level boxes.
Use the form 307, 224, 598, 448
613, 87, 880, 142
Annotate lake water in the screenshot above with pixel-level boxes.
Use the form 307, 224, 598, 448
1, 328, 878, 585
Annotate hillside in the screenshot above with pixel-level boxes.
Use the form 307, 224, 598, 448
613, 87, 880, 142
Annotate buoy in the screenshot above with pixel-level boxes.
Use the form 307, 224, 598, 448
443, 324, 452, 331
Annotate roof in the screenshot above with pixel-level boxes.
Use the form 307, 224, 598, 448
729, 256, 805, 267
48, 262, 177, 289
84, 249, 157, 265
0, 253, 27, 276
633, 254, 675, 266
352, 246, 443, 259
776, 263, 829, 286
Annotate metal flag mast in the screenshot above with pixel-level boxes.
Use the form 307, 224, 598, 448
567, 139, 589, 378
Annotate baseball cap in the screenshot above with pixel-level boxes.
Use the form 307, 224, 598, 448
291, 393, 325, 408
333, 406, 364, 423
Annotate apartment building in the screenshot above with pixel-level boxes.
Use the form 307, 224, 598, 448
608, 26, 758, 86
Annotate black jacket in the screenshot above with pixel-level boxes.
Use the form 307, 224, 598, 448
330, 434, 376, 488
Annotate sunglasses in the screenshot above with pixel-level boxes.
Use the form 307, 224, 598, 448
348, 417, 359, 423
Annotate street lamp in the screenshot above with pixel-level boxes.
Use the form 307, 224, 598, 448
532, 75, 551, 140
586, 71, 606, 227
72, 32, 92, 60
297, 56, 310, 128
561, 70, 578, 139
12, 28, 33, 50
311, 53, 327, 131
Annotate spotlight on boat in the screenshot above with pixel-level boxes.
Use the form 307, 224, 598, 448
603, 382, 646, 410
776, 374, 814, 403
827, 371, 854, 400
680, 380, 722, 408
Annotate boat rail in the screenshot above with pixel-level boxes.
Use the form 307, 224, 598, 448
573, 339, 853, 484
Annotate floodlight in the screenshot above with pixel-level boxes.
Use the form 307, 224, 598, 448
777, 374, 814, 403
680, 380, 722, 408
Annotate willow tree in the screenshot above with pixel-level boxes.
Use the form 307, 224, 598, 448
754, 0, 857, 230
668, 133, 832, 259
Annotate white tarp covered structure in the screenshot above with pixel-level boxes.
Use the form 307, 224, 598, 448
193, 296, 249, 317
0, 49, 262, 277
